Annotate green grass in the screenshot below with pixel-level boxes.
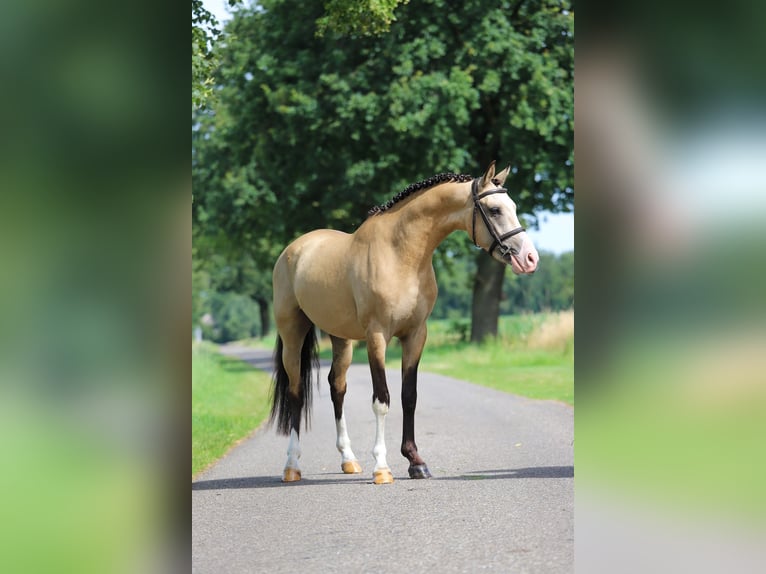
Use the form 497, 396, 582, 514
422, 344, 573, 404
317, 312, 574, 405
192, 342, 273, 477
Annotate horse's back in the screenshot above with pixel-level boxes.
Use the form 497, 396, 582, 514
276, 228, 351, 274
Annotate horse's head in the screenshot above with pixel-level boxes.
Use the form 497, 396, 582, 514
470, 161, 539, 275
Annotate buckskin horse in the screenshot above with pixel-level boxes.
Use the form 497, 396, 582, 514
270, 161, 539, 483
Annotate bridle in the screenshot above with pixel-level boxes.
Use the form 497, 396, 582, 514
471, 177, 525, 258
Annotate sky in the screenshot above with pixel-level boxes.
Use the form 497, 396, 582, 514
526, 211, 574, 254
203, 0, 232, 23
200, 0, 574, 254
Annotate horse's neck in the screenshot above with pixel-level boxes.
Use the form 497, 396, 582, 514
385, 182, 471, 264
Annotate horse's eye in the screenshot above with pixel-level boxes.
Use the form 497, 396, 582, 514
489, 207, 501, 217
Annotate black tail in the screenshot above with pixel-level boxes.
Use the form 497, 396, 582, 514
269, 326, 319, 436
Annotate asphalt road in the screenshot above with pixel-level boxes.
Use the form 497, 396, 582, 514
192, 345, 573, 573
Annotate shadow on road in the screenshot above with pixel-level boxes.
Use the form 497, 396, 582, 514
192, 466, 573, 491
436, 466, 573, 481
192, 474, 371, 490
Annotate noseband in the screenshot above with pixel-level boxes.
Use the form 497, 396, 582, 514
471, 177, 525, 258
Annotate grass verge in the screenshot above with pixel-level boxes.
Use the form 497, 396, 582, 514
192, 342, 273, 477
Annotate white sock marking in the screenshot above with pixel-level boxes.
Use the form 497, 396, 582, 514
335, 414, 357, 463
372, 399, 389, 472
285, 428, 301, 471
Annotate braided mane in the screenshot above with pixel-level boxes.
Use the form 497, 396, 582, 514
367, 172, 474, 217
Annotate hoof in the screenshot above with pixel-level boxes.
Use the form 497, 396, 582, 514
341, 460, 363, 474
408, 464, 432, 479
282, 468, 301, 482
373, 468, 394, 485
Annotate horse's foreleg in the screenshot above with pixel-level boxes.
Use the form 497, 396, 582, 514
401, 325, 431, 479
367, 330, 393, 484
329, 336, 362, 474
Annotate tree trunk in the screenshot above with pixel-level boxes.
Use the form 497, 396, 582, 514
470, 252, 506, 342
256, 297, 270, 338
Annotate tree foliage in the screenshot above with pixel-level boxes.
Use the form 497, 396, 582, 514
204, 291, 262, 342
316, 0, 410, 37
501, 250, 574, 313
192, 233, 273, 340
192, 0, 220, 110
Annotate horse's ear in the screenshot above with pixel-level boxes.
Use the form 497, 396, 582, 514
481, 160, 497, 188
494, 165, 511, 186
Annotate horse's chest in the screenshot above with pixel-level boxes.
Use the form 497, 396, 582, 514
364, 272, 435, 324
387, 281, 421, 314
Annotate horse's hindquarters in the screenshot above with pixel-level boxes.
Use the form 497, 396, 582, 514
285, 230, 367, 339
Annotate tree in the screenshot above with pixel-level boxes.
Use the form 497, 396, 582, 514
206, 291, 262, 342
430, 239, 476, 319
501, 250, 574, 312
193, 0, 573, 338
192, 0, 220, 110
193, 0, 409, 109
192, 232, 275, 338
432, 249, 574, 317
193, 0, 249, 110
316, 0, 410, 36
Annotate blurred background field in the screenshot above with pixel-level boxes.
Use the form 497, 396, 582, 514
576, 0, 766, 568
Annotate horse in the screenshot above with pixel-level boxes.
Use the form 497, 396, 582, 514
270, 161, 539, 483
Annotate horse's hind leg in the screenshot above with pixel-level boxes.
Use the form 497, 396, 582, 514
274, 309, 313, 482
400, 324, 431, 479
328, 336, 362, 474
